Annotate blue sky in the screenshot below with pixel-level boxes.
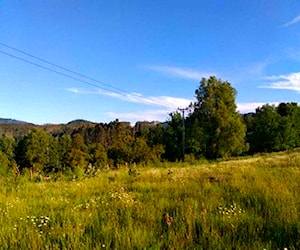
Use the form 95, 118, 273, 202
1, 0, 300, 124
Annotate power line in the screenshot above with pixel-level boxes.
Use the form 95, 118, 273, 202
0, 42, 132, 95
0, 49, 124, 95
0, 42, 168, 108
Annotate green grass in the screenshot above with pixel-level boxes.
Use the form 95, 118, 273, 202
0, 151, 299, 249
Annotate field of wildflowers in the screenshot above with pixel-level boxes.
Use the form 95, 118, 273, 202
0, 150, 299, 249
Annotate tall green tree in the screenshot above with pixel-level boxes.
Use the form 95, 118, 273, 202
185, 113, 204, 159
192, 76, 247, 159
89, 143, 108, 168
163, 112, 183, 161
0, 135, 16, 162
15, 128, 51, 173
250, 103, 300, 153
62, 133, 90, 171
250, 104, 279, 153
44, 136, 62, 173
276, 102, 300, 149
131, 137, 151, 164
107, 121, 134, 167
0, 135, 15, 176
0, 151, 10, 176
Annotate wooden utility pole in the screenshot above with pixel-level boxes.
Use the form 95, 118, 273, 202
178, 107, 188, 162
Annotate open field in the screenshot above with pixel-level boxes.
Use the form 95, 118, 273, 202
0, 151, 299, 249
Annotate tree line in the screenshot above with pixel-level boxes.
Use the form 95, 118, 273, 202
1, 76, 300, 177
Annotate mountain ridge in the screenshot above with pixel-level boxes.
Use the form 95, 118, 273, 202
0, 118, 31, 124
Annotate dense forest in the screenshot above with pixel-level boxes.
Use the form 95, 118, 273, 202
1, 76, 300, 177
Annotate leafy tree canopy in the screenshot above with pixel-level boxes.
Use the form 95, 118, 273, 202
192, 76, 247, 159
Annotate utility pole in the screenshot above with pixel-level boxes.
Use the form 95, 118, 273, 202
178, 107, 188, 162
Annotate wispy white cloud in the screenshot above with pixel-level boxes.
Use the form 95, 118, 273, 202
67, 88, 80, 94
261, 72, 300, 92
146, 65, 214, 80
105, 109, 172, 124
68, 88, 279, 116
107, 102, 281, 123
236, 102, 279, 113
67, 87, 192, 109
286, 47, 300, 62
244, 60, 270, 77
283, 14, 300, 27
68, 88, 278, 119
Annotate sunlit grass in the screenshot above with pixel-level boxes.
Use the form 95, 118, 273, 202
0, 151, 299, 249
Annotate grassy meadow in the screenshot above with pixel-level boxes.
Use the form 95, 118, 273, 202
0, 151, 299, 249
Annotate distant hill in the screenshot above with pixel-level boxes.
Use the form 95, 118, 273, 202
0, 118, 30, 124
67, 119, 96, 126
0, 118, 36, 138
0, 117, 167, 138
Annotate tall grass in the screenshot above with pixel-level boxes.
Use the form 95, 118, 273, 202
0, 151, 299, 249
